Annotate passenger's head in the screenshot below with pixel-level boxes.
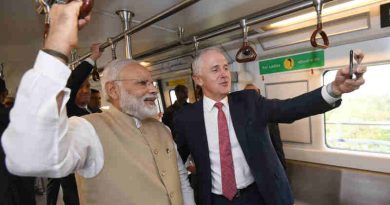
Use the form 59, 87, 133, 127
174, 84, 188, 103
3, 96, 15, 108
195, 85, 203, 101
88, 88, 101, 110
244, 83, 260, 95
101, 59, 158, 120
75, 78, 91, 107
0, 78, 8, 104
192, 47, 231, 101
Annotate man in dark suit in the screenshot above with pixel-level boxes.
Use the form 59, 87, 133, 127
162, 84, 190, 136
244, 83, 287, 170
174, 47, 366, 205
46, 43, 102, 205
0, 78, 36, 205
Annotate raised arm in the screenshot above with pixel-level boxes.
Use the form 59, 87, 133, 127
0, 2, 103, 178
67, 43, 103, 113
265, 50, 366, 123
45, 2, 91, 111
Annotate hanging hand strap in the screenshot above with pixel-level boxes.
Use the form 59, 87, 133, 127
235, 19, 257, 63
92, 63, 100, 81
108, 38, 117, 60
310, 0, 329, 49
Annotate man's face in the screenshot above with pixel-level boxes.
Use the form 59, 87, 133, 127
115, 64, 158, 119
89, 92, 101, 109
75, 79, 91, 107
193, 50, 231, 101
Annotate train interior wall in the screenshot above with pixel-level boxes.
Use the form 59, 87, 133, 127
152, 2, 390, 204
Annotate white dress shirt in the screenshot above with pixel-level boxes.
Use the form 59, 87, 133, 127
203, 96, 255, 194
203, 87, 339, 195
1, 51, 195, 205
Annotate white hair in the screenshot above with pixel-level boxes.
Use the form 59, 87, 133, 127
191, 47, 226, 75
100, 59, 139, 101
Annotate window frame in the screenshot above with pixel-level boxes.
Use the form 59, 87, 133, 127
322, 64, 390, 155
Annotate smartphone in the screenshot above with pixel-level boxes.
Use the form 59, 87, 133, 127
349, 50, 354, 79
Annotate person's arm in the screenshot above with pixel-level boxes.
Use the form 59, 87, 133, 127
67, 43, 102, 106
264, 50, 366, 123
1, 52, 103, 178
1, 2, 104, 178
175, 144, 196, 205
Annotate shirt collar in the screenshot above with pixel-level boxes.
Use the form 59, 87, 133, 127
203, 95, 229, 112
133, 117, 142, 128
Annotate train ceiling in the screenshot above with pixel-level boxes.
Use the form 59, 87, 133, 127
3, 0, 384, 64
1, 0, 292, 61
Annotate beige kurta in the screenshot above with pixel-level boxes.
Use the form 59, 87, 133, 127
76, 106, 183, 205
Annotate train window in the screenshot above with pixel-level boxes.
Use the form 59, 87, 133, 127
154, 82, 164, 113
169, 89, 177, 105
323, 64, 390, 154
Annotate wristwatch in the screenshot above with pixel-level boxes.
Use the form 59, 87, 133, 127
42, 49, 69, 64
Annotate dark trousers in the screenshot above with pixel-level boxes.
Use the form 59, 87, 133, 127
1, 176, 36, 205
47, 174, 79, 205
211, 183, 265, 205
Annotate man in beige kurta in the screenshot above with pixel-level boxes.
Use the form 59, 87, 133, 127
2, 2, 195, 205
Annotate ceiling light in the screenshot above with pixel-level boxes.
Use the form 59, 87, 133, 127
140, 61, 151, 67
268, 0, 383, 29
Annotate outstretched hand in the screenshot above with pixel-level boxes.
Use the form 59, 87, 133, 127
43, 1, 91, 58
331, 49, 366, 96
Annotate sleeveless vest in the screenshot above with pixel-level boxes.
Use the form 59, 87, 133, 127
77, 106, 184, 205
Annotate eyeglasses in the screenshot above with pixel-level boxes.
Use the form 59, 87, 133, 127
112, 79, 155, 88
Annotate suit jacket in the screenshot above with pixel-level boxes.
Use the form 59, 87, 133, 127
174, 87, 341, 205
0, 104, 11, 203
162, 101, 189, 140
66, 61, 94, 117
0, 103, 36, 205
267, 123, 287, 170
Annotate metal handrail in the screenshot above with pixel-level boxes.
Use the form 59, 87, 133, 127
68, 0, 200, 66
133, 0, 333, 60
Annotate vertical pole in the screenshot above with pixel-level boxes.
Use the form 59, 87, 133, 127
116, 10, 135, 59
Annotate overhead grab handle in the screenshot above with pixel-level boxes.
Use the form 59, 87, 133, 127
37, 0, 94, 40
108, 37, 117, 60
178, 26, 185, 45
193, 36, 199, 55
91, 65, 100, 81
235, 19, 257, 63
310, 0, 329, 49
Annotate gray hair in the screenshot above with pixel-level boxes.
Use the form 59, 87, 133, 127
191, 47, 226, 75
100, 59, 140, 101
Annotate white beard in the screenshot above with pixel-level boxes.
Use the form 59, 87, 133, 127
119, 88, 158, 120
